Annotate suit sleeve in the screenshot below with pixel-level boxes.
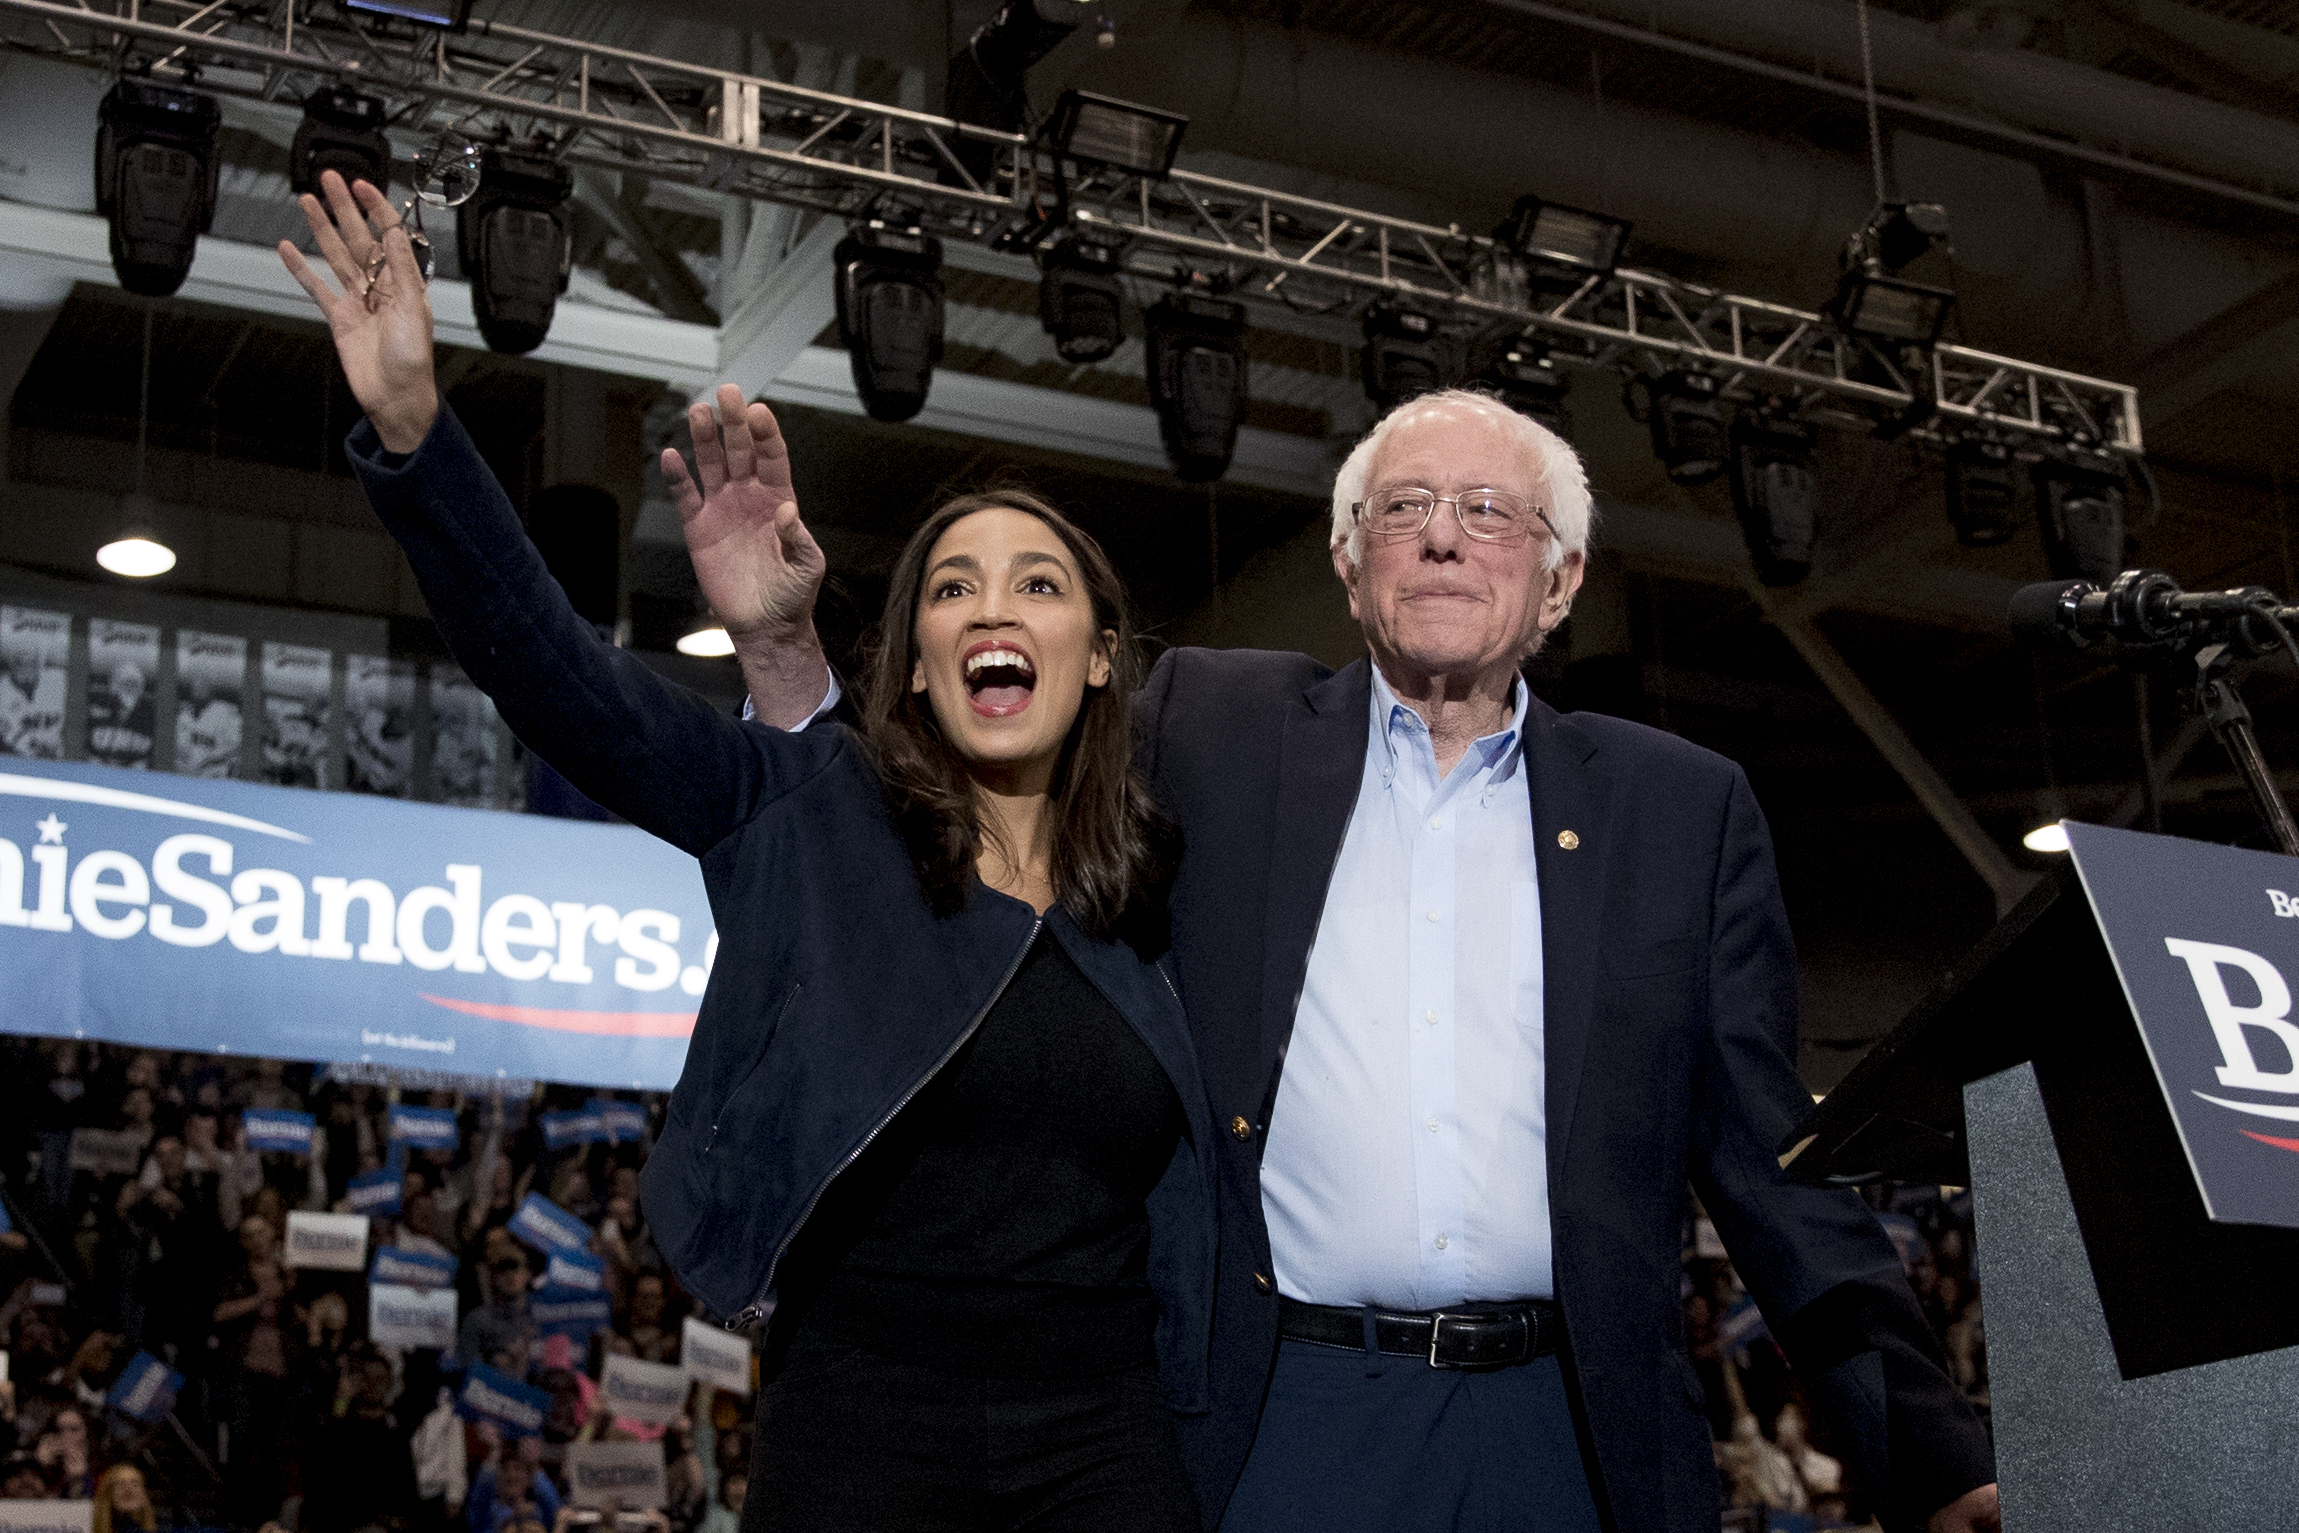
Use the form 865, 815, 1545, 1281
346, 405, 832, 857
1688, 767, 1995, 1530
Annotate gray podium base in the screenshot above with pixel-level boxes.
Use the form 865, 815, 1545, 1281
1964, 1063, 2299, 1527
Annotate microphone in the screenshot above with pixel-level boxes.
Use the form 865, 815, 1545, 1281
2011, 570, 2292, 651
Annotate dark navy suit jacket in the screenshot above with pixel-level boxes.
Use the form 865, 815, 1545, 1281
1136, 647, 1992, 1533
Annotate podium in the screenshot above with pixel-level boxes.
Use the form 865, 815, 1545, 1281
1784, 822, 2299, 1527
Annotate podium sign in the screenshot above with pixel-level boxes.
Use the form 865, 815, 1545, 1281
2068, 822, 2299, 1228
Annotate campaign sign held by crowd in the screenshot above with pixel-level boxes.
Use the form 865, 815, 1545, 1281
345, 1166, 402, 1216
547, 1249, 606, 1293
66, 1128, 142, 1177
0, 1503, 93, 1533
285, 1210, 370, 1271
597, 1098, 647, 1143
388, 1104, 459, 1151
600, 1352, 688, 1425
2068, 821, 2299, 1228
458, 1361, 550, 1437
508, 1193, 590, 1254
532, 1284, 612, 1340
372, 1245, 455, 1289
370, 1282, 458, 1350
681, 1316, 752, 1397
107, 1351, 182, 1422
541, 1107, 605, 1150
0, 759, 710, 1091
565, 1441, 667, 1510
242, 1108, 317, 1154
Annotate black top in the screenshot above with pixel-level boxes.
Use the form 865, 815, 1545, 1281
781, 928, 1185, 1378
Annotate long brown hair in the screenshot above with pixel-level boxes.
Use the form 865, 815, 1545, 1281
861, 490, 1170, 942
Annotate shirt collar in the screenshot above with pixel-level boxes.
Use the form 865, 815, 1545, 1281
1368, 664, 1530, 781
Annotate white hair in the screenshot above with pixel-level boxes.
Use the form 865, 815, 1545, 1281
1328, 388, 1593, 571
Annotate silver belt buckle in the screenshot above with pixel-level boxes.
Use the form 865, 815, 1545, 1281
1426, 1311, 1468, 1369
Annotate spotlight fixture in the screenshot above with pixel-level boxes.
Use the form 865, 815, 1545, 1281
99, 493, 175, 579
834, 217, 946, 423
95, 78, 221, 299
1832, 201, 1956, 347
676, 622, 736, 658
1480, 335, 1571, 436
1037, 235, 1126, 363
1360, 300, 1448, 414
2034, 453, 2127, 586
1944, 438, 2020, 548
1496, 195, 1631, 277
1043, 89, 1189, 179
291, 84, 392, 196
1624, 370, 1728, 487
1727, 414, 1819, 586
1145, 292, 1248, 482
2022, 823, 2070, 854
454, 147, 573, 356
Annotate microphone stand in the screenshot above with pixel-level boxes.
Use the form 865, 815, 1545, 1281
2184, 640, 2299, 856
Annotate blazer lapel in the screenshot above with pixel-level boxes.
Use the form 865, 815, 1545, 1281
1522, 697, 1610, 1185
1258, 658, 1373, 1087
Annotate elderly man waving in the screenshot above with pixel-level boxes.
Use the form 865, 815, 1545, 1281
716, 387, 1998, 1533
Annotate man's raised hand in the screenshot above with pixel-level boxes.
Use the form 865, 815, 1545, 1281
276, 169, 438, 454
662, 384, 825, 640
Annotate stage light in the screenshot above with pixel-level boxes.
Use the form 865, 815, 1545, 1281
2023, 823, 2070, 854
676, 623, 735, 658
2034, 455, 2126, 586
454, 147, 572, 356
99, 492, 174, 579
835, 217, 946, 423
291, 84, 392, 197
1361, 300, 1448, 414
1037, 235, 1125, 363
1728, 415, 1819, 586
343, 0, 475, 25
1481, 335, 1571, 436
95, 79, 221, 299
1043, 90, 1189, 179
1832, 201, 1956, 348
1625, 370, 1727, 487
1145, 293, 1247, 482
1496, 195, 1630, 277
1944, 439, 2020, 548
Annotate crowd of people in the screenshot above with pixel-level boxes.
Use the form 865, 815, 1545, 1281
0, 1037, 750, 1533
1689, 1186, 1989, 1531
0, 1034, 1988, 1533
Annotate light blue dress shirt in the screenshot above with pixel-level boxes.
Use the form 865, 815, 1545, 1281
1260, 666, 1553, 1309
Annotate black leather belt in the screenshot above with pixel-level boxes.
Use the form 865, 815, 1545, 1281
1278, 1296, 1562, 1371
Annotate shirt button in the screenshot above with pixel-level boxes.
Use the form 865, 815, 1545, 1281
1426, 910, 1441, 922
1229, 1115, 1253, 1142
1425, 1009, 1438, 1026
1426, 1117, 1439, 1134
1434, 1234, 1449, 1251
1253, 1272, 1274, 1295
1428, 816, 1442, 831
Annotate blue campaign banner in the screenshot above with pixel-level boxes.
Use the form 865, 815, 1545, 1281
547, 1249, 605, 1293
508, 1193, 590, 1254
372, 1245, 456, 1289
389, 1105, 459, 1151
457, 1360, 550, 1437
540, 1108, 604, 1150
0, 760, 713, 1091
0, 1200, 11, 1235
346, 1167, 402, 1217
108, 1351, 183, 1422
531, 1284, 612, 1340
596, 1099, 648, 1143
242, 1109, 316, 1154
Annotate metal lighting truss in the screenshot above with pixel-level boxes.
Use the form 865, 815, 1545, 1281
0, 0, 2142, 456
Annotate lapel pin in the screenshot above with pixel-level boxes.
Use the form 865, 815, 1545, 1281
1557, 829, 1580, 850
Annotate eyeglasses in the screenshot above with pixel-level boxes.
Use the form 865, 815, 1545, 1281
1352, 486, 1556, 544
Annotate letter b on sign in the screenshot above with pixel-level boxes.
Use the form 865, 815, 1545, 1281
2164, 939, 2299, 1093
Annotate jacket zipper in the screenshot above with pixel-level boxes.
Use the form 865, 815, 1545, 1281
727, 917, 1043, 1329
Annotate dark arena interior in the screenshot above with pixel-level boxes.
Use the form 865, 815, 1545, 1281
1, 0, 2297, 1528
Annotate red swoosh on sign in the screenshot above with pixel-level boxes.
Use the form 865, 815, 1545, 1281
2241, 1130, 2299, 1154
418, 994, 697, 1038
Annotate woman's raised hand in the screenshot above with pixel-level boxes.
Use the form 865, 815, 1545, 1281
663, 385, 826, 640
277, 169, 438, 453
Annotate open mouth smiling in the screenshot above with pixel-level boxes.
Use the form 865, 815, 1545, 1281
963, 641, 1037, 717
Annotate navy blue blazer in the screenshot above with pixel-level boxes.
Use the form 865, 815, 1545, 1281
346, 407, 1220, 1418
1136, 647, 1992, 1532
